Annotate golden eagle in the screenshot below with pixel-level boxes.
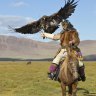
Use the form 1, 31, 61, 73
12, 0, 78, 34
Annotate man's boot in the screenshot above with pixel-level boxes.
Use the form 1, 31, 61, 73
48, 64, 57, 80
79, 66, 86, 81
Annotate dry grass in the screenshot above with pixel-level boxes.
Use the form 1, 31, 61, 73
0, 61, 96, 96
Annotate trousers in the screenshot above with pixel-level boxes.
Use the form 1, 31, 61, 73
52, 48, 84, 67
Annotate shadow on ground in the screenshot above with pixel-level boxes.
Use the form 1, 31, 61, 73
78, 88, 96, 96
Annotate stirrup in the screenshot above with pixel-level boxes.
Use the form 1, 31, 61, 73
47, 73, 55, 80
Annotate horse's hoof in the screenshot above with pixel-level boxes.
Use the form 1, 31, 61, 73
81, 76, 86, 82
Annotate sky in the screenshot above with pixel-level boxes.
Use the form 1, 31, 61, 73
0, 0, 96, 42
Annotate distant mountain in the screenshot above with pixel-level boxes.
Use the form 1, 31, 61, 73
84, 54, 96, 61
0, 35, 60, 59
79, 40, 96, 56
0, 35, 96, 60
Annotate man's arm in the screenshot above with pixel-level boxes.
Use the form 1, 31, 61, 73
68, 31, 80, 46
41, 32, 61, 40
72, 31, 80, 46
53, 33, 60, 40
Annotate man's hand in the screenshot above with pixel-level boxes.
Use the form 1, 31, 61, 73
41, 32, 54, 39
69, 40, 73, 45
69, 40, 75, 45
41, 32, 46, 38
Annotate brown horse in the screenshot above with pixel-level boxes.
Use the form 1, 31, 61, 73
59, 47, 79, 96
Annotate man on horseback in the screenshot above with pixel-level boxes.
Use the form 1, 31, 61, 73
41, 20, 86, 82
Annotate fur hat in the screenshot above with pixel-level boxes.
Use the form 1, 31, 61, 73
61, 20, 75, 31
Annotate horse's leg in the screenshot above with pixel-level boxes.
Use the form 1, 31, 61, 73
68, 85, 72, 96
72, 82, 78, 96
61, 82, 66, 96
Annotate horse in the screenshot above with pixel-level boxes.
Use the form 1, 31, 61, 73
27, 61, 31, 65
59, 47, 79, 96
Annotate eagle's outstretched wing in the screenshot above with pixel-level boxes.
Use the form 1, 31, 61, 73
14, 20, 41, 34
13, 0, 78, 34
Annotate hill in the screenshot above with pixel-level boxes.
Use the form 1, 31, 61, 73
0, 35, 59, 59
0, 35, 96, 60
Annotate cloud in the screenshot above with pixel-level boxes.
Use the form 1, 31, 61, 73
0, 15, 53, 42
0, 15, 36, 39
0, 15, 33, 27
11, 1, 28, 7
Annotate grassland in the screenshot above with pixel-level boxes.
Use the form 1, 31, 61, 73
0, 61, 96, 96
